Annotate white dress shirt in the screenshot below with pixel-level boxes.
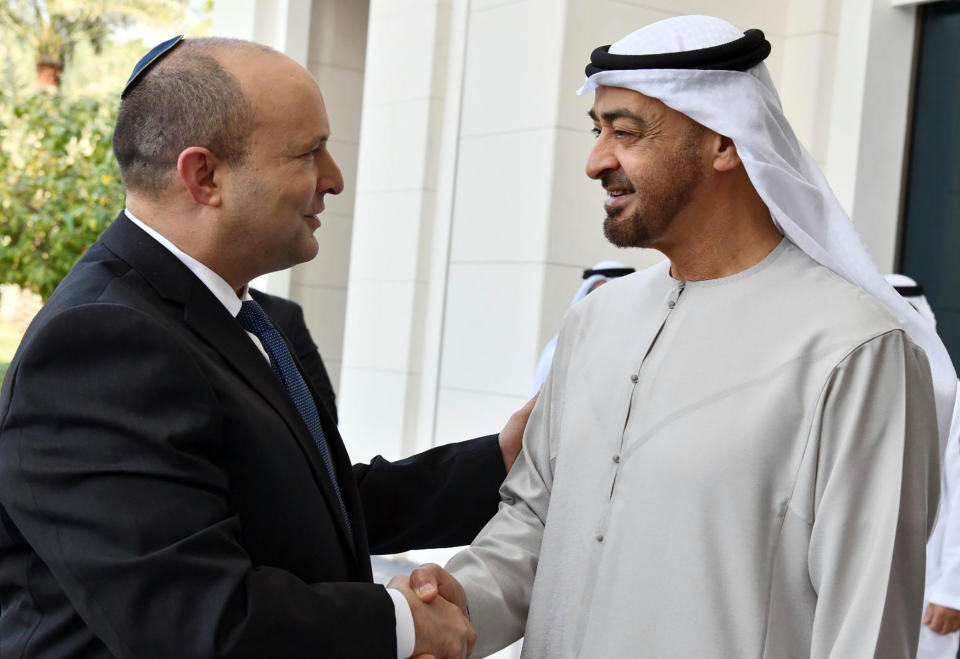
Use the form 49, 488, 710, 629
123, 210, 415, 658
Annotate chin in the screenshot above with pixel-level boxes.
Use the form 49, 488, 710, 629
298, 236, 321, 263
267, 239, 319, 273
603, 213, 654, 249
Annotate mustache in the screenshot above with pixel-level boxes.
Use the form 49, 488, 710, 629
601, 173, 635, 192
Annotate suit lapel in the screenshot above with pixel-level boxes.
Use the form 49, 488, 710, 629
100, 214, 360, 562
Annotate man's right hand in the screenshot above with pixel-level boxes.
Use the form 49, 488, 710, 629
923, 602, 960, 634
388, 574, 476, 659
409, 563, 469, 617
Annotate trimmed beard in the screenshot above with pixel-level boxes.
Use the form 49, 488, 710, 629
603, 125, 705, 248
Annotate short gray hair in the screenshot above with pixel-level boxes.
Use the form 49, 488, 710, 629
112, 38, 270, 195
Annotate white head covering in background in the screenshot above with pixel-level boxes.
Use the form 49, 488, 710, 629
530, 260, 633, 395
885, 274, 937, 329
572, 260, 632, 307
577, 15, 957, 453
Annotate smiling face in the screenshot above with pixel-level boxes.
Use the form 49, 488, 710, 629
219, 51, 344, 279
586, 86, 706, 249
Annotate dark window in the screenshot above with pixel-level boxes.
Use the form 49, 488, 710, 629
900, 0, 960, 373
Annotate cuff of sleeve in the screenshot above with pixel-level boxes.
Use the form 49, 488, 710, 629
927, 586, 960, 612
387, 586, 415, 659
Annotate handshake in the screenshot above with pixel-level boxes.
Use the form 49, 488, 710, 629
389, 563, 476, 659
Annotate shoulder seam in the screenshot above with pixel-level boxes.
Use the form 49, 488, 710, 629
786, 328, 907, 523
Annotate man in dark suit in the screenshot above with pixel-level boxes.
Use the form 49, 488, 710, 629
0, 36, 527, 658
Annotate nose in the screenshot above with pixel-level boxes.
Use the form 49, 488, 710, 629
319, 151, 344, 196
585, 138, 618, 181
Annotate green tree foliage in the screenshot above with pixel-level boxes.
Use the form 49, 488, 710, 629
0, 0, 191, 85
0, 2, 210, 301
0, 93, 123, 299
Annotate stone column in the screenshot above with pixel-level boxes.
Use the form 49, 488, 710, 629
826, 0, 918, 271
338, 0, 455, 461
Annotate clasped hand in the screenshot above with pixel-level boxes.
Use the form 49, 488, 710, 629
390, 393, 537, 658
389, 563, 475, 659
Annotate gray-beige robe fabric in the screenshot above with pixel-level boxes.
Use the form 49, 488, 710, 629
448, 240, 940, 658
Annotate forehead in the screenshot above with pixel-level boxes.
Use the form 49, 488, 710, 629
236, 52, 329, 141
267, 82, 329, 142
592, 86, 666, 117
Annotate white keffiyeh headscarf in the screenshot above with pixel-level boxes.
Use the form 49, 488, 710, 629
577, 15, 957, 453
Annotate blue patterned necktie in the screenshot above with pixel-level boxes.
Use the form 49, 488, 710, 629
236, 299, 351, 535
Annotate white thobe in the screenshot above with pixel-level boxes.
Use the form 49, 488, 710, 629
448, 240, 940, 658
918, 390, 960, 659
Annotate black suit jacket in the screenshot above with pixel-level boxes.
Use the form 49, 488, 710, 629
0, 214, 505, 658
250, 290, 339, 424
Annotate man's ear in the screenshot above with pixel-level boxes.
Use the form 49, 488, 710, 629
177, 147, 223, 206
711, 134, 742, 172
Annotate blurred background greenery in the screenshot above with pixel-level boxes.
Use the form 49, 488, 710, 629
0, 0, 212, 382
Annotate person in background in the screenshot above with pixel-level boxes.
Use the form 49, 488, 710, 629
530, 261, 635, 396
887, 274, 960, 659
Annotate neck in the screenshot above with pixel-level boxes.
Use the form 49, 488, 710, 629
661, 175, 782, 282
126, 194, 249, 295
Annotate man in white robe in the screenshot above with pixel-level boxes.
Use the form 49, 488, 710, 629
886, 275, 960, 659
406, 15, 957, 658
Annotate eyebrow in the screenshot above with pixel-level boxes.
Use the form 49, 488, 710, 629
587, 108, 648, 127
291, 134, 329, 153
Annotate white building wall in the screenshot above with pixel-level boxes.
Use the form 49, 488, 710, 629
338, 0, 455, 461
433, 0, 570, 452
826, 0, 919, 272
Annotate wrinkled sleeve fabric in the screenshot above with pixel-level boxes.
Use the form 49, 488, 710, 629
0, 304, 396, 658
444, 322, 573, 657
806, 330, 940, 659
927, 390, 960, 610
